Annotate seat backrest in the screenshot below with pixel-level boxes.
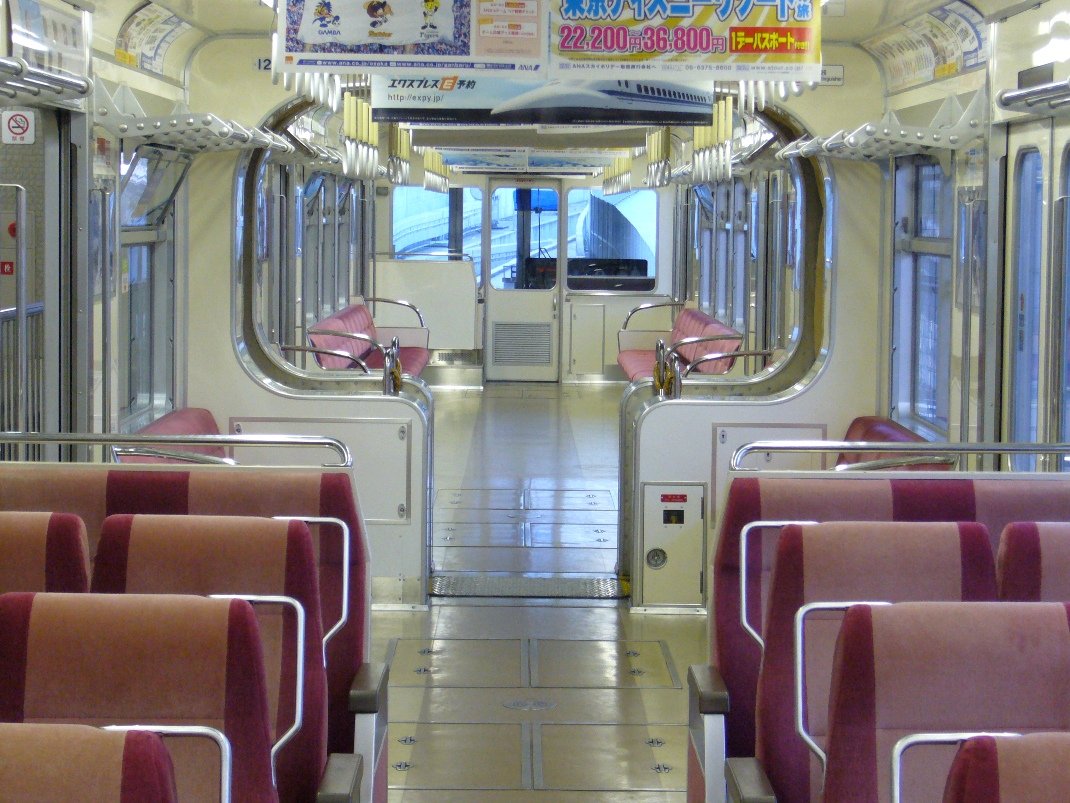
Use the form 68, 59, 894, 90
0, 511, 88, 593
0, 462, 367, 754
944, 732, 1070, 803
0, 723, 178, 803
823, 601, 1070, 803
670, 308, 742, 373
835, 416, 950, 470
998, 521, 1070, 601
122, 408, 225, 463
714, 475, 1070, 757
0, 592, 277, 803
93, 514, 327, 803
756, 522, 996, 803
307, 304, 377, 370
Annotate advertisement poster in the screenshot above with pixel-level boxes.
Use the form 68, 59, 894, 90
371, 73, 715, 124
10, 0, 86, 78
439, 147, 619, 173
283, 0, 820, 78
115, 3, 194, 77
549, 0, 822, 79
862, 1, 986, 93
282, 0, 545, 73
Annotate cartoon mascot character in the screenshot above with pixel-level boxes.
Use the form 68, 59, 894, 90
365, 0, 393, 28
421, 0, 440, 31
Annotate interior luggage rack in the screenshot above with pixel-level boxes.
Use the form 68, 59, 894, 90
93, 79, 294, 155
0, 57, 90, 105
776, 90, 986, 161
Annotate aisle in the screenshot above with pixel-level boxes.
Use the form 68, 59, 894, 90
371, 383, 707, 802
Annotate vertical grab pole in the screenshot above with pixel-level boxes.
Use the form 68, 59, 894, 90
1, 185, 30, 460
98, 189, 114, 439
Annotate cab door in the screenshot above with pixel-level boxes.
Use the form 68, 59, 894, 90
483, 180, 561, 382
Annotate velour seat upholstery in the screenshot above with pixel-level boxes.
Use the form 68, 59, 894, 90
835, 415, 952, 470
93, 514, 327, 803
0, 511, 88, 593
944, 732, 1070, 803
123, 407, 226, 463
997, 521, 1070, 601
755, 522, 996, 803
0, 592, 277, 802
823, 602, 1070, 803
308, 303, 430, 376
617, 307, 742, 380
0, 723, 178, 803
712, 475, 1070, 758
0, 462, 368, 754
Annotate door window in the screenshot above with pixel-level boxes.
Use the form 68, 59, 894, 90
490, 187, 559, 290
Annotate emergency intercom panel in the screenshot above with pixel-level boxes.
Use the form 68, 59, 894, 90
638, 482, 706, 608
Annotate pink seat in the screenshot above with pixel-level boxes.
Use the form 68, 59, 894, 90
0, 723, 178, 803
755, 522, 995, 803
836, 415, 952, 470
0, 592, 277, 802
122, 407, 226, 463
0, 512, 88, 593
308, 304, 430, 376
944, 733, 1070, 803
616, 308, 742, 381
998, 521, 1070, 601
93, 514, 327, 803
712, 475, 1070, 758
824, 602, 1070, 803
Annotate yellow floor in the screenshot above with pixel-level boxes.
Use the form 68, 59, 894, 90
370, 383, 708, 801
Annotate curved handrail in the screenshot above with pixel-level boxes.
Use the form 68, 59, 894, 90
111, 446, 238, 465
210, 594, 304, 786
834, 455, 959, 471
739, 520, 817, 649
622, 301, 685, 329
0, 432, 353, 467
730, 440, 1070, 472
363, 297, 426, 327
104, 725, 232, 803
682, 350, 774, 377
891, 732, 1020, 803
281, 344, 370, 373
307, 329, 387, 359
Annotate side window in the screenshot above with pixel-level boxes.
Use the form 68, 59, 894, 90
890, 159, 953, 435
566, 188, 656, 291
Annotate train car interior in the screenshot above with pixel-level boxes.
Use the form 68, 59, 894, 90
4, 0, 1070, 800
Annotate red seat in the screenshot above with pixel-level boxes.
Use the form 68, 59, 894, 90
944, 733, 1070, 803
754, 522, 995, 803
0, 723, 178, 803
711, 475, 1070, 758
836, 415, 951, 470
617, 307, 742, 381
0, 511, 88, 593
998, 521, 1070, 601
93, 514, 327, 803
0, 592, 278, 802
308, 304, 430, 376
0, 463, 369, 755
824, 602, 1070, 802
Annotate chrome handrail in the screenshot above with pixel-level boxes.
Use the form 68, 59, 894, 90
683, 350, 774, 376
280, 344, 370, 373
891, 732, 1020, 803
731, 440, 1070, 471
0, 432, 353, 467
622, 301, 685, 329
307, 329, 387, 359
111, 447, 238, 465
739, 520, 817, 649
210, 594, 305, 785
363, 297, 426, 327
273, 515, 350, 662
104, 725, 232, 803
834, 455, 959, 471
795, 601, 892, 773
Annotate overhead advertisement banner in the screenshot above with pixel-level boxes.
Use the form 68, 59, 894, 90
283, 0, 819, 78
549, 0, 821, 79
371, 73, 715, 124
281, 0, 546, 73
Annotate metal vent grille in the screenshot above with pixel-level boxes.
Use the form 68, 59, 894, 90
492, 323, 552, 365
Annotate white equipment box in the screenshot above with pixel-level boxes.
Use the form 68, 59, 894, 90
636, 483, 706, 609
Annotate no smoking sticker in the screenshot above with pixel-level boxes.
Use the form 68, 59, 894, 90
2, 111, 35, 145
